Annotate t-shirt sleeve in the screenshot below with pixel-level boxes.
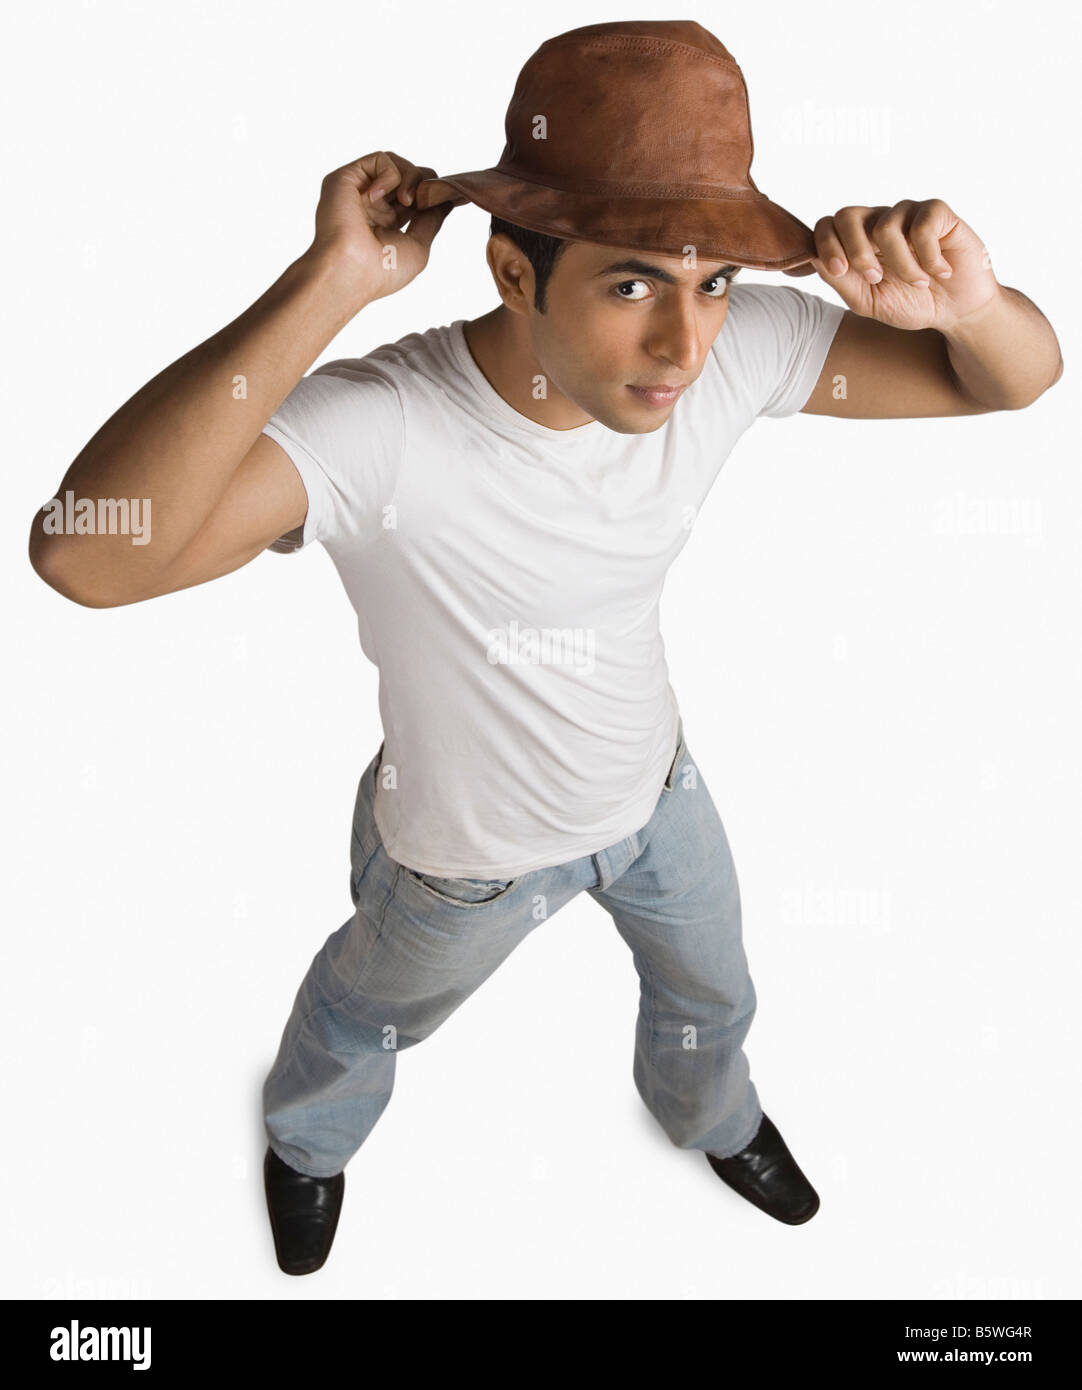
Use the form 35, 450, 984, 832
717, 282, 846, 419
260, 359, 404, 553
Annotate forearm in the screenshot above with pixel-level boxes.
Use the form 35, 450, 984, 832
31, 248, 372, 580
942, 283, 1063, 410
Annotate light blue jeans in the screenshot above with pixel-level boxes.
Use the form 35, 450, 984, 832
263, 719, 764, 1177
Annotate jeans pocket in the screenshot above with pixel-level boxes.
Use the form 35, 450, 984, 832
661, 731, 688, 795
348, 738, 389, 898
349, 838, 381, 906
403, 868, 519, 908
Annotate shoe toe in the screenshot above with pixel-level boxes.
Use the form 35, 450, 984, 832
264, 1148, 345, 1275
272, 1210, 339, 1274
706, 1115, 820, 1226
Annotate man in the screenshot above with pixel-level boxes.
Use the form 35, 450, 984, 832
29, 20, 1062, 1276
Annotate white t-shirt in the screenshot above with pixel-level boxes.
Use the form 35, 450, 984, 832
262, 282, 845, 877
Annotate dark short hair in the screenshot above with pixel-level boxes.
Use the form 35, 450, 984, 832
489, 215, 569, 312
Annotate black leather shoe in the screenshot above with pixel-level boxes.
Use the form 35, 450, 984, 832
264, 1146, 345, 1274
706, 1114, 820, 1225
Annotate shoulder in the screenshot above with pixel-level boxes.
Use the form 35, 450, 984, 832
313, 321, 458, 393
719, 280, 833, 333
712, 280, 846, 366
708, 280, 846, 419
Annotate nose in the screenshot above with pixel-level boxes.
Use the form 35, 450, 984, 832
647, 295, 703, 374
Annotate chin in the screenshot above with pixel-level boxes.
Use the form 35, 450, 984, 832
605, 409, 675, 436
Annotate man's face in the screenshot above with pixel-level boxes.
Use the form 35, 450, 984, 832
526, 239, 739, 435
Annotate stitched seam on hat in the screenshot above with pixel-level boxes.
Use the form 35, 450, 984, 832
586, 237, 800, 266
482, 210, 802, 265
546, 33, 740, 72
495, 166, 767, 201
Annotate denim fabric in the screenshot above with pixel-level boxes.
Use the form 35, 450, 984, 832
262, 719, 764, 1177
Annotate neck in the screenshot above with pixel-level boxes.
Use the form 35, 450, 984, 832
462, 305, 595, 430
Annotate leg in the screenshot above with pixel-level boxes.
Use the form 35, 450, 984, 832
589, 730, 763, 1158
262, 745, 583, 1177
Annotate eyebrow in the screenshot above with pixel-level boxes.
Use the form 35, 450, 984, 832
592, 258, 739, 285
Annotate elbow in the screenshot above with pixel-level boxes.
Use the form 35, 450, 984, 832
28, 526, 130, 608
1021, 355, 1065, 409
995, 358, 1064, 412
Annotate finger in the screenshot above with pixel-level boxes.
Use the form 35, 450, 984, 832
363, 151, 404, 206
906, 200, 955, 280
378, 153, 452, 214
385, 158, 460, 215
380, 150, 425, 205
834, 205, 890, 283
872, 203, 932, 287
331, 151, 391, 199
812, 215, 850, 277
402, 199, 455, 253
366, 186, 405, 231
402, 164, 438, 207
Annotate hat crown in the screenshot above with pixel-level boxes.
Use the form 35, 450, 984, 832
419, 18, 818, 271
495, 20, 759, 198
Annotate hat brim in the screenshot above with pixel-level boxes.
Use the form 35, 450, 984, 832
415, 168, 817, 273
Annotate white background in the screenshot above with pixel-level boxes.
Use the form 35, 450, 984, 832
4, 0, 1079, 1300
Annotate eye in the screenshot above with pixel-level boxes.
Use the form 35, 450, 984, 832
613, 279, 651, 301
610, 271, 738, 302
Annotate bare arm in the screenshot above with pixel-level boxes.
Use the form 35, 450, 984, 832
801, 290, 1063, 419
799, 311, 996, 418
28, 150, 462, 607
798, 200, 1063, 418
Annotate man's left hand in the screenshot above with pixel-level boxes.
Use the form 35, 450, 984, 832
800, 199, 999, 332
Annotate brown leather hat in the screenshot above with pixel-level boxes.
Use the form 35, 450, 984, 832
415, 19, 817, 273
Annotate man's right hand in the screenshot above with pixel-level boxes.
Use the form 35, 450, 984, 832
29, 149, 467, 607
307, 150, 467, 301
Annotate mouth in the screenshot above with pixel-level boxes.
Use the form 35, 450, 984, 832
626, 384, 686, 407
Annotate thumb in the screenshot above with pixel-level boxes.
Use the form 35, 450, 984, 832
403, 200, 455, 253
